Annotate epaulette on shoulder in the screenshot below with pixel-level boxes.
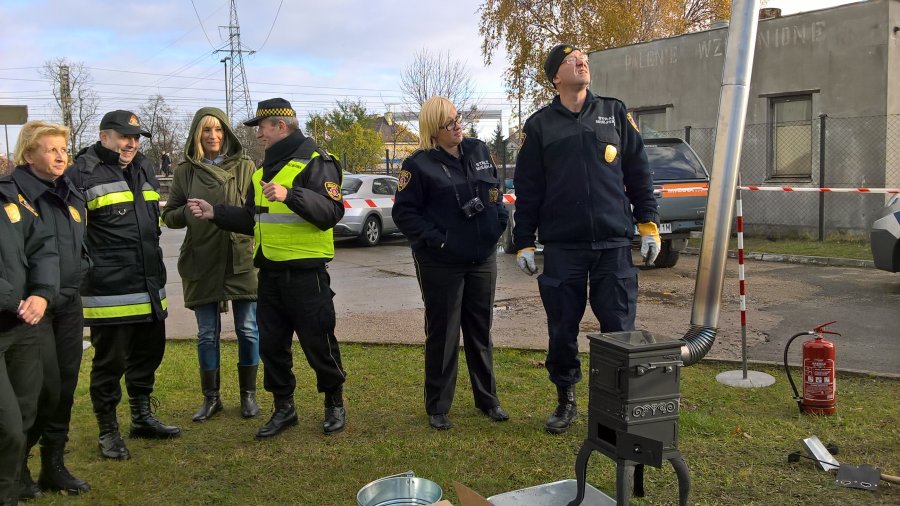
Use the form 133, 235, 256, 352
315, 148, 334, 162
594, 94, 627, 108
408, 149, 426, 160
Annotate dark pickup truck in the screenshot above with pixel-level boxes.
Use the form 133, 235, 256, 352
500, 137, 709, 269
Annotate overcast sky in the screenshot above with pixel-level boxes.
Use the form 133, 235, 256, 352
0, 0, 864, 153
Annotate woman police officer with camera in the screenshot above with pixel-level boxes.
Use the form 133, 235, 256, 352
392, 96, 510, 431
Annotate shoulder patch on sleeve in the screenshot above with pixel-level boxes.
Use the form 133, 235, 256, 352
398, 170, 411, 191
627, 112, 640, 132
324, 182, 341, 201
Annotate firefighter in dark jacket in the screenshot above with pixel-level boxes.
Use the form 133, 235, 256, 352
392, 96, 510, 431
0, 175, 58, 506
188, 98, 347, 439
12, 121, 91, 498
513, 44, 661, 434
66, 110, 181, 462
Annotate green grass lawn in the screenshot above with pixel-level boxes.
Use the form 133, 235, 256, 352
688, 237, 872, 261
29, 341, 899, 505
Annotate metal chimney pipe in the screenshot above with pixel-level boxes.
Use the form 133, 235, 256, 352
681, 0, 761, 365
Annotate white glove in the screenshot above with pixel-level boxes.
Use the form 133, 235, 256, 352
638, 222, 661, 265
516, 247, 538, 276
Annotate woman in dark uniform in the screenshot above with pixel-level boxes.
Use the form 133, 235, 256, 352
392, 96, 509, 430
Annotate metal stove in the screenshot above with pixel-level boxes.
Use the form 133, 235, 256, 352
567, 330, 690, 506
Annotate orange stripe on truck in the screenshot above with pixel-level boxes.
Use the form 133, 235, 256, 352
658, 182, 709, 198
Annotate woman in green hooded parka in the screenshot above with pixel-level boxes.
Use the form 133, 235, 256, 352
162, 107, 260, 422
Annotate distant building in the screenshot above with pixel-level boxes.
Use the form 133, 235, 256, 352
373, 113, 419, 173
588, 0, 900, 236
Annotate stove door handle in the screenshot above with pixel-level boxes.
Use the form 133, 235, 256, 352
636, 360, 683, 376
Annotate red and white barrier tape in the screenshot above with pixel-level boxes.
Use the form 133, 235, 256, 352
650, 186, 899, 194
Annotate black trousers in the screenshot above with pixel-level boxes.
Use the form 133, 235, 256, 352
89, 320, 166, 416
28, 296, 84, 449
257, 266, 345, 400
0, 315, 42, 500
413, 251, 500, 415
539, 245, 638, 387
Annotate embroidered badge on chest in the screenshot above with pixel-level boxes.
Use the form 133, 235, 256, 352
325, 182, 341, 201
489, 187, 499, 203
4, 202, 20, 223
69, 205, 82, 223
604, 145, 618, 164
397, 170, 411, 191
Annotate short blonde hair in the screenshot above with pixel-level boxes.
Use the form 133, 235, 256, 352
13, 120, 70, 166
418, 96, 455, 150
191, 115, 230, 161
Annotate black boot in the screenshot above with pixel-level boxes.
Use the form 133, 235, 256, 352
255, 398, 298, 440
37, 445, 91, 495
96, 412, 130, 460
322, 387, 346, 435
18, 455, 42, 501
238, 365, 260, 418
192, 369, 223, 422
545, 385, 578, 434
129, 396, 181, 439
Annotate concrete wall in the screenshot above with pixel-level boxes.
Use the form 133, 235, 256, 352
589, 0, 898, 235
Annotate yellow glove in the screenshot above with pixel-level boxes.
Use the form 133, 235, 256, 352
637, 222, 661, 266
516, 247, 538, 275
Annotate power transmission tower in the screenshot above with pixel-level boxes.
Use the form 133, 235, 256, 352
215, 0, 255, 125
58, 64, 75, 149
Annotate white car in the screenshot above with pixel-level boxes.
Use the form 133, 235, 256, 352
335, 174, 400, 246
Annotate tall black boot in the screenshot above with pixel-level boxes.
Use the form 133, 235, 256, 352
129, 396, 181, 439
237, 365, 260, 418
322, 386, 346, 435
96, 412, 130, 460
192, 369, 223, 422
37, 445, 91, 494
545, 385, 578, 434
255, 397, 298, 440
17, 455, 42, 501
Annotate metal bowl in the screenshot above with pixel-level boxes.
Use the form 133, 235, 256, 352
357, 472, 443, 506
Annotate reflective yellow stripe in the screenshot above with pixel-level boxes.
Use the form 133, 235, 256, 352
142, 190, 160, 202
87, 191, 134, 210
83, 297, 168, 319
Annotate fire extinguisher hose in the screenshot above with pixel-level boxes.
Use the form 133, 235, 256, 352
783, 330, 815, 413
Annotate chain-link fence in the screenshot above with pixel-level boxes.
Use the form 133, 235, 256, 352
644, 114, 900, 240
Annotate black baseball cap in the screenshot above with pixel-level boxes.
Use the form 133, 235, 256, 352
243, 98, 296, 126
544, 43, 581, 84
99, 110, 151, 137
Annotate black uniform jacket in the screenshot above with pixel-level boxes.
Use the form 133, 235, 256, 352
513, 90, 659, 251
393, 138, 509, 264
0, 177, 59, 328
66, 143, 167, 324
213, 130, 345, 270
12, 165, 89, 307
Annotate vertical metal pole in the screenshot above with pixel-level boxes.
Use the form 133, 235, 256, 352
385, 148, 390, 175
501, 144, 508, 192
685, 125, 692, 144
4, 124, 9, 164
818, 113, 827, 241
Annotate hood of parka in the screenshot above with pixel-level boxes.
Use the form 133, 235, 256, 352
183, 107, 244, 163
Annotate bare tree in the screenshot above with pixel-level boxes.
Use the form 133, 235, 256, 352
400, 49, 479, 119
139, 95, 183, 173
39, 58, 99, 152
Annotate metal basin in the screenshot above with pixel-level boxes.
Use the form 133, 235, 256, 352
357, 472, 442, 506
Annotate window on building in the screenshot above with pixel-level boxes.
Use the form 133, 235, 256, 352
634, 108, 667, 136
770, 95, 812, 178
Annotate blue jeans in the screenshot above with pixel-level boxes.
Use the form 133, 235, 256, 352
195, 300, 259, 371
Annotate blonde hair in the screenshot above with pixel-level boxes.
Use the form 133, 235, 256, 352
192, 115, 230, 161
13, 120, 70, 166
418, 96, 455, 150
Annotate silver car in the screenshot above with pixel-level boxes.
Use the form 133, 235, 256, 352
335, 174, 400, 246
871, 194, 900, 272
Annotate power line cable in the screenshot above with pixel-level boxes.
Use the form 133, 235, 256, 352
190, 0, 216, 49
255, 0, 284, 52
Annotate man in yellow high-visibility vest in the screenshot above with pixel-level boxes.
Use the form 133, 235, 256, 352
189, 98, 347, 439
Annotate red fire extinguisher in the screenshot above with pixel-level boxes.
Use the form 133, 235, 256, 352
783, 321, 839, 415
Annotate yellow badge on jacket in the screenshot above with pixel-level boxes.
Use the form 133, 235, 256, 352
489, 187, 499, 203
18, 194, 38, 216
324, 182, 341, 201
69, 205, 82, 223
4, 203, 20, 223
604, 145, 618, 164
397, 170, 411, 191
